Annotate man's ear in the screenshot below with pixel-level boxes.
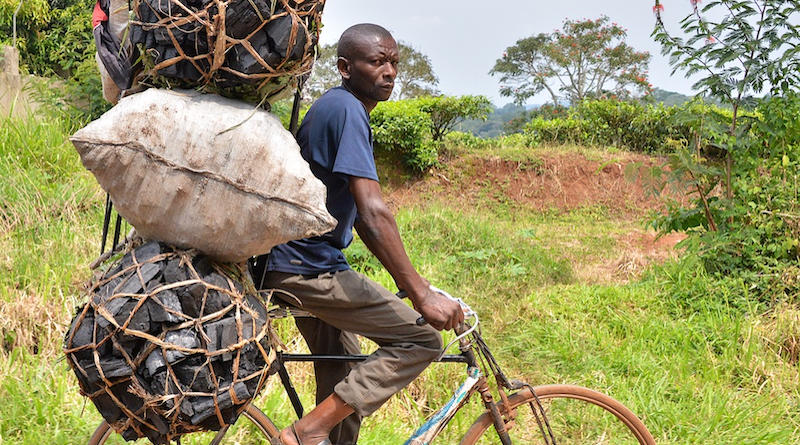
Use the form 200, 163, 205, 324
337, 57, 351, 80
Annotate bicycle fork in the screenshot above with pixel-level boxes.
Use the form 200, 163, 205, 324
475, 379, 514, 445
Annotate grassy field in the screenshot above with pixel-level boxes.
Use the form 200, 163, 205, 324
1, 110, 798, 444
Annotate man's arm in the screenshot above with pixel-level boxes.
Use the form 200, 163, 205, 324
349, 176, 463, 331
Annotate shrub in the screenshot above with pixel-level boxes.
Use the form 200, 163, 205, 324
523, 116, 584, 145
371, 95, 492, 171
444, 131, 492, 150
650, 93, 800, 302
370, 100, 436, 171
412, 95, 492, 142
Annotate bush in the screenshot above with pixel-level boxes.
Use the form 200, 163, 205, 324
371, 95, 492, 171
411, 95, 492, 142
518, 98, 735, 154
443, 131, 492, 150
371, 100, 436, 171
523, 116, 584, 146
651, 93, 800, 302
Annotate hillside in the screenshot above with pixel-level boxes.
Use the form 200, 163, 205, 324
382, 147, 686, 284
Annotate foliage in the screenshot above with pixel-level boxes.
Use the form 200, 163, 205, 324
371, 95, 493, 171
650, 94, 800, 299
444, 131, 493, 150
304, 40, 439, 101
304, 43, 339, 100
519, 97, 719, 153
3, 0, 95, 77
393, 40, 439, 100
3, 0, 111, 120
0, 0, 51, 60
652, 0, 800, 104
412, 95, 492, 142
370, 99, 436, 171
490, 16, 651, 106
649, 0, 800, 300
456, 102, 528, 139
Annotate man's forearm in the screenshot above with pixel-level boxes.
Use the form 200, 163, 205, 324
354, 208, 428, 300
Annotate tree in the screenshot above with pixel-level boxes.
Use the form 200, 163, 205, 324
414, 95, 492, 142
490, 16, 651, 105
647, 0, 800, 294
303, 43, 339, 100
394, 41, 439, 100
304, 40, 438, 100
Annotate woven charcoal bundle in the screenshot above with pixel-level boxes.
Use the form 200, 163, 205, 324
130, 0, 324, 102
63, 240, 274, 444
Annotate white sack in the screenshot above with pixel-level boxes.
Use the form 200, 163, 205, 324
71, 88, 336, 263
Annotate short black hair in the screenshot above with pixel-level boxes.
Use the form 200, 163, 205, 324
337, 23, 394, 60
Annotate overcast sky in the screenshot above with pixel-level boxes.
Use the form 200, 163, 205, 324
316, 0, 702, 106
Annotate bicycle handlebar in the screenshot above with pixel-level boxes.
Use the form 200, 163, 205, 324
397, 286, 477, 337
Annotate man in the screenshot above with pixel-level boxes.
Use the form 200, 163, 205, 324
259, 24, 464, 445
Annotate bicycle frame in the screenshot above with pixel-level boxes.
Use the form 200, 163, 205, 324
272, 327, 522, 444
265, 288, 538, 445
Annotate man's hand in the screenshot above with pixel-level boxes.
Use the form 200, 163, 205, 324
413, 287, 465, 331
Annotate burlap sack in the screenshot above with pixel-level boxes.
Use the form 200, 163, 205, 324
71, 88, 336, 262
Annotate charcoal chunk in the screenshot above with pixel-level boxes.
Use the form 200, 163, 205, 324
164, 330, 199, 363
189, 382, 250, 425
147, 0, 178, 17
116, 274, 144, 296
162, 258, 189, 283
177, 283, 204, 318
95, 276, 122, 300
225, 0, 273, 39
68, 312, 94, 348
149, 290, 184, 323
132, 241, 163, 265
93, 392, 123, 423
227, 32, 270, 77
265, 14, 307, 62
145, 349, 167, 376
192, 255, 214, 278
121, 425, 140, 442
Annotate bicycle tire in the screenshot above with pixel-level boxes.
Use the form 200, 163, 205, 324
87, 404, 279, 445
459, 384, 656, 445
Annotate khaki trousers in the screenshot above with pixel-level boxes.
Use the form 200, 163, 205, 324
262, 270, 443, 445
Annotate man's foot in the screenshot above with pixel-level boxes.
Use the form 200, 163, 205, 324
272, 423, 332, 445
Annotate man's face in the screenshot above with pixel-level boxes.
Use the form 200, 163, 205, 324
340, 35, 399, 111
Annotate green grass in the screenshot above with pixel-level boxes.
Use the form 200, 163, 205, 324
1, 111, 799, 444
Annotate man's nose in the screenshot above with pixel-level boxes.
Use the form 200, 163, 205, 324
384, 63, 397, 79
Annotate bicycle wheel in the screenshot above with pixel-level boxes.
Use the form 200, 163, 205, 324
460, 384, 655, 445
87, 404, 279, 445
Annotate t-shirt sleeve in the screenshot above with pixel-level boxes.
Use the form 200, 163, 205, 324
331, 103, 379, 181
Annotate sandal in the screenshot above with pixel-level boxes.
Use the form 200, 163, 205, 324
270, 423, 332, 445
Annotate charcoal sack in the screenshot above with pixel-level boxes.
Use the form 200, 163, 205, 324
64, 241, 274, 444
70, 88, 337, 263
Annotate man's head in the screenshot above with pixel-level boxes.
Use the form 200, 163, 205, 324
337, 24, 399, 112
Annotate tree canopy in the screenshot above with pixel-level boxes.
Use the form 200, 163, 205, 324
490, 16, 651, 106
304, 40, 439, 100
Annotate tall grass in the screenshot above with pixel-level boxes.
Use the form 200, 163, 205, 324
0, 111, 798, 444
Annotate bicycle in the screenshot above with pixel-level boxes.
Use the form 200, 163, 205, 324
86, 287, 656, 445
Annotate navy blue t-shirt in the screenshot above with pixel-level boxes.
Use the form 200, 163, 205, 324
267, 87, 379, 274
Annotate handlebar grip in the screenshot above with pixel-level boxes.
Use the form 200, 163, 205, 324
416, 316, 428, 326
